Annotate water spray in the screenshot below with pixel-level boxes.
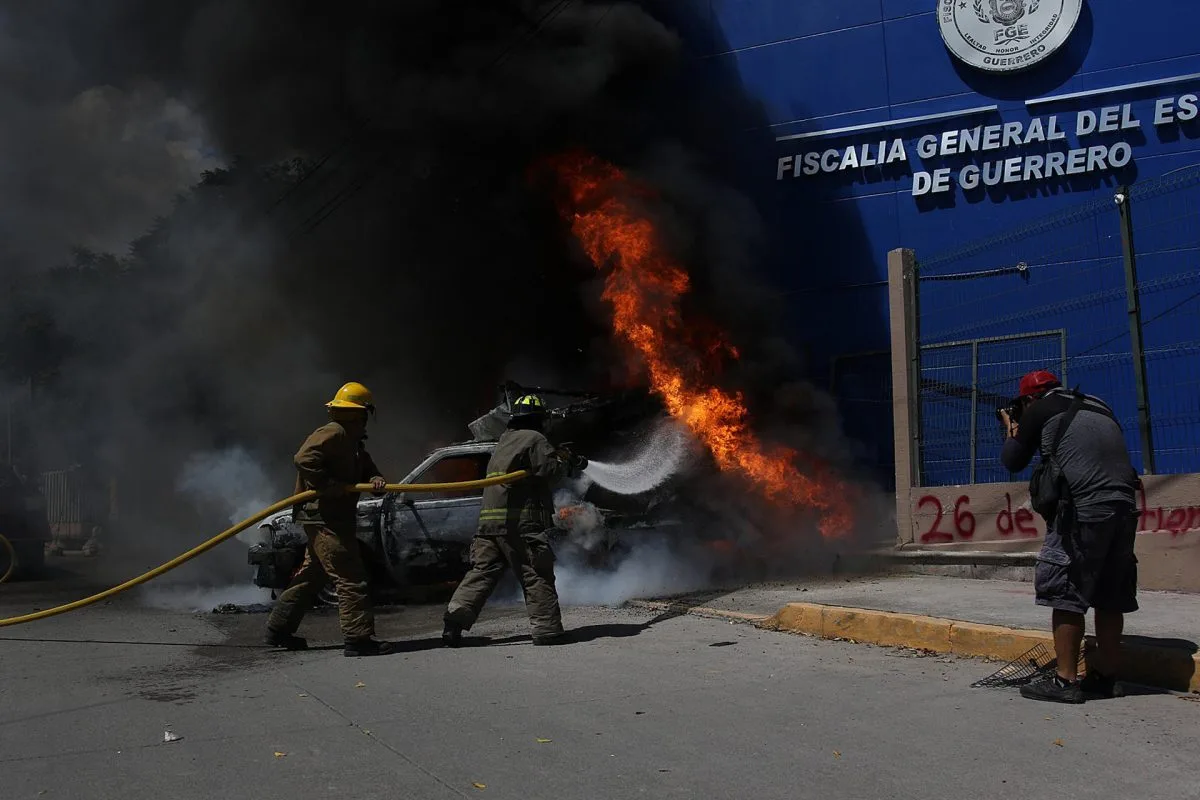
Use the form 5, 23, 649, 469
582, 419, 694, 496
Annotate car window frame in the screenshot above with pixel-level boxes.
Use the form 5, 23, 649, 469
406, 451, 492, 502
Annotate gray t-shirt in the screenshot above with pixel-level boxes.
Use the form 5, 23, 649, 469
1000, 387, 1138, 521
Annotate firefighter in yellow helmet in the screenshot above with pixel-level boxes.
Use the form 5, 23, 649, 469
442, 394, 587, 647
266, 382, 393, 657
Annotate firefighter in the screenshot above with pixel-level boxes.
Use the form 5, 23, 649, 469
265, 382, 393, 657
442, 394, 587, 647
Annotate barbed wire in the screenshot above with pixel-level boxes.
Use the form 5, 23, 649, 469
920, 262, 1029, 282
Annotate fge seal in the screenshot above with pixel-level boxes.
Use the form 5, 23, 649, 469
939, 0, 1084, 73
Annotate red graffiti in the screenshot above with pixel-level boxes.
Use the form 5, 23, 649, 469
996, 492, 1038, 537
917, 492, 1037, 543
1137, 485, 1200, 536
917, 494, 976, 543
916, 486, 1200, 544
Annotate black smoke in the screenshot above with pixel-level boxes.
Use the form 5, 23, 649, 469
0, 0, 882, 581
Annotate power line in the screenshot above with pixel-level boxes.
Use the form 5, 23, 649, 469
1064, 286, 1200, 364
263, 133, 357, 216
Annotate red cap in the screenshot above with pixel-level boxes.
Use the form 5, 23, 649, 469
1018, 370, 1060, 398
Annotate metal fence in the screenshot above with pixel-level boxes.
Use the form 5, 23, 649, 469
40, 467, 116, 550
42, 468, 86, 548
911, 165, 1200, 487
920, 331, 1068, 486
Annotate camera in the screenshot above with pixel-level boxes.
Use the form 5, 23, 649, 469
995, 396, 1024, 431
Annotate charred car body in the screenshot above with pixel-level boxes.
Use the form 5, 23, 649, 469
247, 384, 684, 597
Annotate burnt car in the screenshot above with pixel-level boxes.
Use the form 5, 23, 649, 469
247, 385, 681, 599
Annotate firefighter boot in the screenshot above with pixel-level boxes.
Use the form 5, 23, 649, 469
344, 638, 395, 657
265, 629, 309, 651
442, 621, 463, 648
532, 631, 570, 646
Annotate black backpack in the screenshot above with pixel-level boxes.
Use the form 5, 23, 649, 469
1029, 388, 1085, 522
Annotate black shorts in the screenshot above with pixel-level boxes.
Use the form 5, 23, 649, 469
1034, 510, 1138, 615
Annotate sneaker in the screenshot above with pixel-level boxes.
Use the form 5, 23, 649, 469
1020, 674, 1084, 704
344, 638, 394, 657
265, 630, 308, 651
1080, 670, 1123, 699
442, 623, 463, 648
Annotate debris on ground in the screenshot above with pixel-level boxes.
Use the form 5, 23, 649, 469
889, 647, 939, 658
211, 603, 272, 615
472, 782, 487, 790
971, 643, 1083, 689
163, 730, 183, 743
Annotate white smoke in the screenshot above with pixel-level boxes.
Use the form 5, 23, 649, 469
176, 447, 277, 544
553, 486, 610, 552
1, 71, 222, 267
556, 533, 713, 607
136, 446, 281, 610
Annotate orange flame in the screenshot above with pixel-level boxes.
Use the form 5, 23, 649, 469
546, 152, 854, 538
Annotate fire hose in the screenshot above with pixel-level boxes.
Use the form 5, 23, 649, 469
0, 471, 528, 627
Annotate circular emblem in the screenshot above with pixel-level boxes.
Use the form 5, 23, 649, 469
938, 0, 1084, 73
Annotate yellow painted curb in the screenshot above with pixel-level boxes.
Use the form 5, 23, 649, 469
761, 602, 1200, 693
625, 599, 768, 624
949, 621, 1053, 662
627, 597, 1199, 692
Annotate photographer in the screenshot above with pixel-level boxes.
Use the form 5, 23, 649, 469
998, 370, 1139, 704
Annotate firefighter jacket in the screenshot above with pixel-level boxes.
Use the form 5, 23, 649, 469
477, 428, 571, 535
292, 422, 382, 525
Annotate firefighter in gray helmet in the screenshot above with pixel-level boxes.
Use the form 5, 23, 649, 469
442, 394, 587, 646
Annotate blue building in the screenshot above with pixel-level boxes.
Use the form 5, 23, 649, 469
651, 0, 1200, 488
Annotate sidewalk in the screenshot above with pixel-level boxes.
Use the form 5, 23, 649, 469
630, 575, 1200, 692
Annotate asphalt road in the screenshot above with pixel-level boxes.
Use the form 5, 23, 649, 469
1, 577, 1197, 800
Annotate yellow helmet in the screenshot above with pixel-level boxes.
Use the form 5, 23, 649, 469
510, 394, 546, 419
326, 382, 375, 413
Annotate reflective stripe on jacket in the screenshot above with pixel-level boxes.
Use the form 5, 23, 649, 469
478, 428, 569, 535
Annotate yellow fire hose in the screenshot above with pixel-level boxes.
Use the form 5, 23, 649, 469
0, 471, 528, 628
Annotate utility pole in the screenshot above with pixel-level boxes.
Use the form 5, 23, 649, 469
1116, 187, 1156, 474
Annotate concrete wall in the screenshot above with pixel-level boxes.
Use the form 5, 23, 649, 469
896, 473, 1200, 592
886, 244, 1200, 592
